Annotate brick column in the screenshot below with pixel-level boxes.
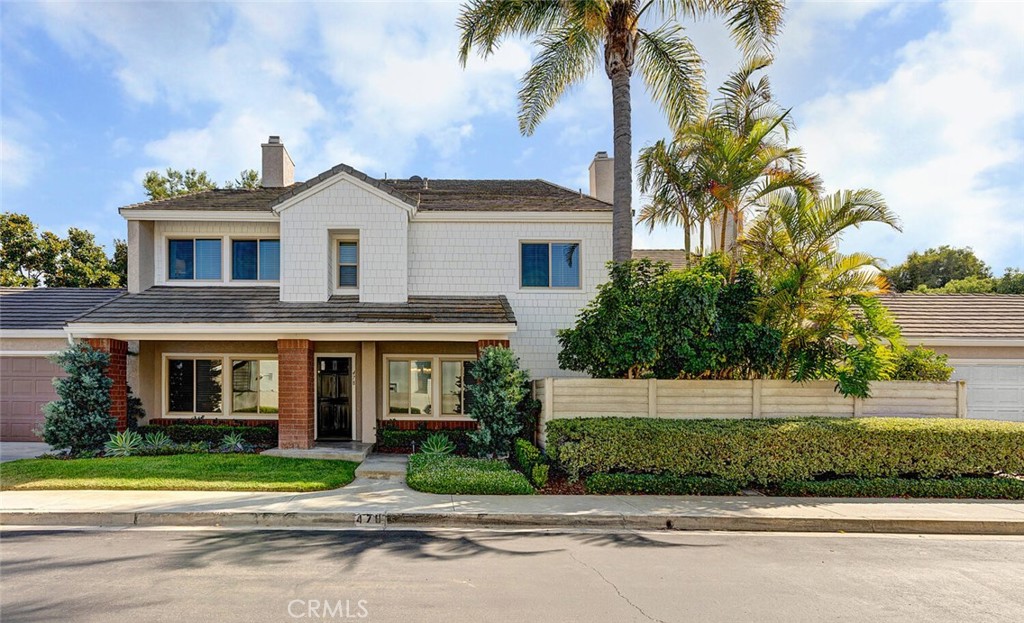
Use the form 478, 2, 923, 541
85, 338, 128, 432
278, 339, 315, 449
476, 339, 511, 357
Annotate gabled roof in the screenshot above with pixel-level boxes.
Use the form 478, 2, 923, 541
71, 287, 516, 325
0, 288, 125, 331
117, 166, 610, 214
879, 294, 1024, 340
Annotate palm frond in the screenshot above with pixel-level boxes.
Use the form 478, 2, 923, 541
723, 0, 786, 57
635, 24, 707, 131
517, 21, 601, 135
457, 0, 567, 65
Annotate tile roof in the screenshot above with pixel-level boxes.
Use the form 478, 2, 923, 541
72, 287, 516, 325
878, 294, 1024, 340
632, 249, 694, 271
0, 288, 125, 331
118, 169, 610, 214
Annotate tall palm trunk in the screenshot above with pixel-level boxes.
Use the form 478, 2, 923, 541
610, 68, 633, 263
682, 209, 691, 267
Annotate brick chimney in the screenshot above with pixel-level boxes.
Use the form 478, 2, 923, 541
588, 151, 613, 203
261, 135, 295, 188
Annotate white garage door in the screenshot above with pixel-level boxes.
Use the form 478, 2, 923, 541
951, 362, 1024, 421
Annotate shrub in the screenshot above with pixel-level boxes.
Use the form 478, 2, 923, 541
142, 431, 173, 450
406, 454, 534, 495
771, 477, 1024, 500
419, 433, 456, 457
104, 430, 145, 458
546, 417, 1024, 484
512, 438, 549, 488
136, 424, 277, 447
126, 384, 146, 430
585, 473, 743, 495
889, 346, 953, 381
467, 347, 531, 458
376, 427, 473, 454
42, 343, 116, 455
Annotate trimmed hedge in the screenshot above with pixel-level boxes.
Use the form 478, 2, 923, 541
406, 454, 534, 495
137, 424, 277, 447
585, 473, 743, 495
547, 417, 1024, 484
772, 477, 1024, 500
377, 428, 473, 454
513, 439, 549, 488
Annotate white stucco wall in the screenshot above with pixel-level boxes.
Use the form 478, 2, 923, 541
279, 177, 409, 303
152, 221, 281, 287
408, 220, 612, 378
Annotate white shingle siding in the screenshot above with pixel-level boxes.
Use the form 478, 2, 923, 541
152, 220, 280, 287
279, 177, 409, 303
408, 221, 611, 378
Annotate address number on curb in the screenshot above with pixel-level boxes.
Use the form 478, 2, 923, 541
354, 513, 387, 528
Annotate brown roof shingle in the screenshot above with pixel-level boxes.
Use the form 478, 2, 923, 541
632, 249, 694, 271
879, 294, 1024, 340
0, 288, 125, 330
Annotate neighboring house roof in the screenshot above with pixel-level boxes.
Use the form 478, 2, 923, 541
878, 294, 1024, 341
119, 169, 610, 214
632, 249, 693, 271
71, 287, 516, 325
0, 288, 125, 331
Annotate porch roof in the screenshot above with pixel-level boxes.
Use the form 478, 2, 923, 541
69, 287, 516, 326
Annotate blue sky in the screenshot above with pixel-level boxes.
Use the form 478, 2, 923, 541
2, 1, 1022, 271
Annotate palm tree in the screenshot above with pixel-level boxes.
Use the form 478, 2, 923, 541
636, 138, 712, 262
457, 0, 786, 263
742, 187, 903, 391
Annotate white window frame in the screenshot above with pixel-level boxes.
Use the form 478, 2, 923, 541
382, 354, 477, 421
228, 237, 281, 283
166, 236, 226, 283
161, 353, 279, 420
518, 240, 583, 291
226, 356, 281, 416
333, 233, 360, 294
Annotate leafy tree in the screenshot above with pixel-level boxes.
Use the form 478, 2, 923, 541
458, 0, 785, 263
558, 257, 779, 380
225, 169, 260, 189
112, 239, 128, 288
922, 275, 996, 294
467, 346, 531, 458
42, 342, 116, 455
742, 188, 903, 397
1, 213, 59, 286
886, 245, 992, 292
143, 167, 218, 200
996, 268, 1024, 294
45, 228, 120, 288
888, 346, 953, 382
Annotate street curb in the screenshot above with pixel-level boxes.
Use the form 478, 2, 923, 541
3, 510, 1023, 535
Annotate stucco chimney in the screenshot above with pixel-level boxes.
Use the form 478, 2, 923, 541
261, 135, 295, 188
588, 151, 613, 203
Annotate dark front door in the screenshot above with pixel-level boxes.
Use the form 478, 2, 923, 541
317, 357, 353, 440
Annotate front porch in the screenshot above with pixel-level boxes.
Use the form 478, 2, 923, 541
263, 440, 374, 462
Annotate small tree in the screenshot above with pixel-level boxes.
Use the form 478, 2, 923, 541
467, 346, 530, 458
41, 343, 116, 455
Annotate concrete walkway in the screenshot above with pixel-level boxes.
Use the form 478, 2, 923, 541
0, 443, 51, 463
2, 477, 1023, 534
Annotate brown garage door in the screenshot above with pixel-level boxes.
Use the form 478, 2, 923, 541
0, 356, 64, 441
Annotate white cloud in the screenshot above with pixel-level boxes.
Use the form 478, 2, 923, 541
795, 0, 1024, 270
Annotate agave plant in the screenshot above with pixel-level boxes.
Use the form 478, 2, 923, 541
220, 432, 251, 453
419, 433, 456, 457
104, 430, 144, 458
143, 431, 173, 450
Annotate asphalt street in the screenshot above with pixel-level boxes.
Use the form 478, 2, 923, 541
1, 527, 1021, 623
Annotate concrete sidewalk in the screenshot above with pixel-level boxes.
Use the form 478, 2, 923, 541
3, 478, 1024, 534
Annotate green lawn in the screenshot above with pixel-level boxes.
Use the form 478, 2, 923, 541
0, 454, 359, 492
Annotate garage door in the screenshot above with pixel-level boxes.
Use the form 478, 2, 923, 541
0, 356, 64, 441
951, 363, 1024, 421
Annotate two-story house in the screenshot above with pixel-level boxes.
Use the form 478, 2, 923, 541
5, 138, 615, 448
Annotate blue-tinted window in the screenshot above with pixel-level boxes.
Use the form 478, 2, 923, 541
338, 241, 358, 288
194, 239, 222, 280
259, 240, 280, 281
232, 240, 258, 280
551, 243, 580, 287
521, 243, 549, 287
168, 240, 194, 280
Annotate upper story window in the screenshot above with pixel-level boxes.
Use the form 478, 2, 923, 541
520, 241, 580, 288
337, 240, 359, 289
169, 239, 222, 281
232, 239, 280, 281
